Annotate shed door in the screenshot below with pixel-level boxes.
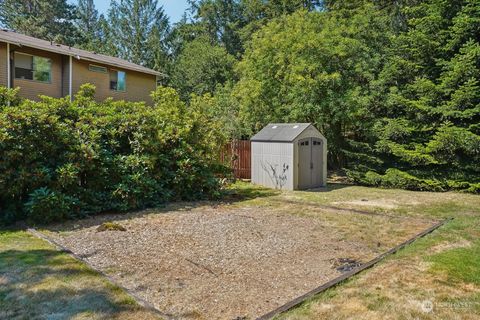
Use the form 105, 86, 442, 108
298, 138, 312, 189
311, 138, 323, 187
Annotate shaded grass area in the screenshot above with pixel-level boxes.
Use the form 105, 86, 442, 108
0, 230, 160, 320
225, 182, 480, 320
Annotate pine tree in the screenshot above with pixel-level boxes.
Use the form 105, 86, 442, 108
108, 0, 170, 71
96, 14, 119, 56
0, 0, 80, 46
363, 0, 480, 189
76, 0, 100, 50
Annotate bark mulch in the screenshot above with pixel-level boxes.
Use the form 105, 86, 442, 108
42, 203, 432, 320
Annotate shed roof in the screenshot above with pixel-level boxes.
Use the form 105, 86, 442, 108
0, 29, 164, 76
250, 123, 313, 142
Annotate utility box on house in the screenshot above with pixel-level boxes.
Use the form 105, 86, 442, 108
250, 123, 327, 190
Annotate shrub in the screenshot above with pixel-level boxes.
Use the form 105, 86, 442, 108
0, 85, 227, 225
354, 168, 480, 193
24, 188, 76, 224
363, 171, 383, 186
0, 86, 21, 108
466, 183, 480, 194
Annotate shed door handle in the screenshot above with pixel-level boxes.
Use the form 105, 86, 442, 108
310, 162, 313, 169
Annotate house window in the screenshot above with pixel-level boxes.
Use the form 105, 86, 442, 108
14, 52, 52, 83
89, 64, 107, 73
110, 70, 126, 91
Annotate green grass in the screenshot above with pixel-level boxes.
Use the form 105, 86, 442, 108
0, 230, 159, 320
428, 241, 480, 285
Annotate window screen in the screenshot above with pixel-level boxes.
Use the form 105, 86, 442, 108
300, 141, 310, 146
33, 56, 51, 82
14, 53, 51, 82
110, 70, 126, 91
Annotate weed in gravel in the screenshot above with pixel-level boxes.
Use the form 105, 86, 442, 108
97, 222, 127, 232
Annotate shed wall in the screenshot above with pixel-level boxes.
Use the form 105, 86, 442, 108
251, 142, 294, 190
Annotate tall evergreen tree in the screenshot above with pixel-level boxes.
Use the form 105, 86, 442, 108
369, 0, 480, 182
186, 0, 246, 56
75, 0, 100, 50
108, 0, 170, 71
96, 14, 120, 56
74, 1, 115, 55
180, 0, 322, 56
0, 0, 80, 46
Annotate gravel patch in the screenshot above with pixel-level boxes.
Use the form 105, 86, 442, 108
43, 203, 422, 319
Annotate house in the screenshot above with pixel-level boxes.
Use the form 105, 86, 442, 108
251, 123, 327, 190
0, 29, 163, 103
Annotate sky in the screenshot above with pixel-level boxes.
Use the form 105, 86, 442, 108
69, 0, 190, 23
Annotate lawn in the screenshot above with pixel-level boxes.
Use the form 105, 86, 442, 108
1, 182, 479, 319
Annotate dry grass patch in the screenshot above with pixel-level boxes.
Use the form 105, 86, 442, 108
277, 249, 480, 320
97, 222, 127, 232
254, 183, 480, 320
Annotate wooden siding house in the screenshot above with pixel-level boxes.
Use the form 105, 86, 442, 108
0, 29, 163, 103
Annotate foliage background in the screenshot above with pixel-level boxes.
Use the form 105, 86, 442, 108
0, 0, 479, 197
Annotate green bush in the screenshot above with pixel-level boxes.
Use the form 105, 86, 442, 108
466, 183, 480, 194
0, 85, 227, 225
24, 188, 75, 224
0, 86, 21, 108
351, 168, 480, 193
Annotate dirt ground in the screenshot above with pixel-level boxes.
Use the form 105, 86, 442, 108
42, 200, 436, 320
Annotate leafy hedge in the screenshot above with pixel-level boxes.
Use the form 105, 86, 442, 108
347, 168, 480, 194
0, 85, 227, 225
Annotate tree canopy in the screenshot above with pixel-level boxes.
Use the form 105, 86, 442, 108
0, 0, 80, 46
0, 0, 479, 192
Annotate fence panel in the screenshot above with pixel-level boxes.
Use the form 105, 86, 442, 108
221, 140, 251, 179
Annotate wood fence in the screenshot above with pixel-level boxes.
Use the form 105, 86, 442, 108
221, 140, 251, 179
